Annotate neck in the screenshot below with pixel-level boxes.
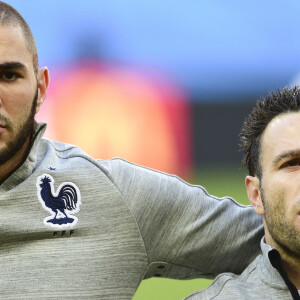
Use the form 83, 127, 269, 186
0, 136, 31, 182
280, 251, 300, 289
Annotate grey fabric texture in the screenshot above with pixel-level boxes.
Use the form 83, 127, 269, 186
185, 238, 294, 300
0, 122, 264, 299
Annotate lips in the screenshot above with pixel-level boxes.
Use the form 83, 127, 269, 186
0, 124, 7, 133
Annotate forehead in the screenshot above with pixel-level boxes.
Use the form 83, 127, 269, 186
261, 112, 300, 167
0, 25, 32, 66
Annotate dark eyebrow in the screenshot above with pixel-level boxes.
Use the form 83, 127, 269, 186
0, 62, 26, 70
272, 149, 300, 167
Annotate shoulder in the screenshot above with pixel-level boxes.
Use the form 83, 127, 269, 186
185, 254, 290, 300
40, 138, 90, 158
38, 140, 172, 188
98, 157, 186, 183
186, 256, 260, 300
38, 138, 120, 178
98, 157, 232, 198
97, 157, 218, 204
40, 138, 105, 167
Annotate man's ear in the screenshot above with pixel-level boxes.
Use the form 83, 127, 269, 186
245, 175, 265, 216
35, 67, 50, 114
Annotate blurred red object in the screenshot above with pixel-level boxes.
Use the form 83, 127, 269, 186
37, 61, 192, 177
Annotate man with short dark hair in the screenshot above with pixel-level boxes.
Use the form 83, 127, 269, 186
186, 86, 300, 300
0, 2, 263, 299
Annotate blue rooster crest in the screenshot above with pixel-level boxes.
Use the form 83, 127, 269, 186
36, 174, 82, 228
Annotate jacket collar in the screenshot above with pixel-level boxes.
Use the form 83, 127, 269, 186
0, 121, 47, 193
259, 237, 299, 299
258, 238, 287, 288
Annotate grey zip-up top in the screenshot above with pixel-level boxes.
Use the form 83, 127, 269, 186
0, 122, 263, 299
185, 238, 300, 300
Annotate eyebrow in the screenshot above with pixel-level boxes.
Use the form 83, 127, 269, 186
272, 149, 300, 167
0, 62, 26, 70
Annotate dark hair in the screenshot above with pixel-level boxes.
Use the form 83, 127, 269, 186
0, 1, 38, 74
240, 86, 300, 178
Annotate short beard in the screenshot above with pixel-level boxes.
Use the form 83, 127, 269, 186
261, 187, 300, 256
0, 87, 38, 165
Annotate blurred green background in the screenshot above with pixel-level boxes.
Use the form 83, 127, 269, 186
133, 166, 250, 300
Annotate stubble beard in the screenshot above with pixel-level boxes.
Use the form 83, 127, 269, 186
0, 87, 38, 165
261, 188, 300, 257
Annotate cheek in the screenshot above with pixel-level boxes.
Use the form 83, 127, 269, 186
263, 175, 296, 215
3, 85, 35, 118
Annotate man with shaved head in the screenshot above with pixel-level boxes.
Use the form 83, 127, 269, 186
0, 2, 263, 299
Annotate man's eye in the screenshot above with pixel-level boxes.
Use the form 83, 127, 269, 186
281, 159, 300, 168
1, 72, 19, 81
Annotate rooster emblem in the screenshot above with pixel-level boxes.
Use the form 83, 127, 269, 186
36, 174, 81, 228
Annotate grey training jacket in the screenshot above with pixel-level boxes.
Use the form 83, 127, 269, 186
185, 238, 300, 300
0, 122, 263, 299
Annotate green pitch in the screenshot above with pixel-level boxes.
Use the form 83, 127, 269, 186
133, 166, 250, 300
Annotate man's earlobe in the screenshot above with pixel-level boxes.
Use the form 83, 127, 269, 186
35, 67, 50, 114
245, 176, 265, 215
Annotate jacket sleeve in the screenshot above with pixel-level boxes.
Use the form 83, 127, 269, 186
100, 158, 264, 279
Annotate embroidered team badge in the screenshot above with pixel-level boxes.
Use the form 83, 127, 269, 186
36, 174, 81, 229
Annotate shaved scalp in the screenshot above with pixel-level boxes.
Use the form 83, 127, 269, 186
0, 1, 38, 74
